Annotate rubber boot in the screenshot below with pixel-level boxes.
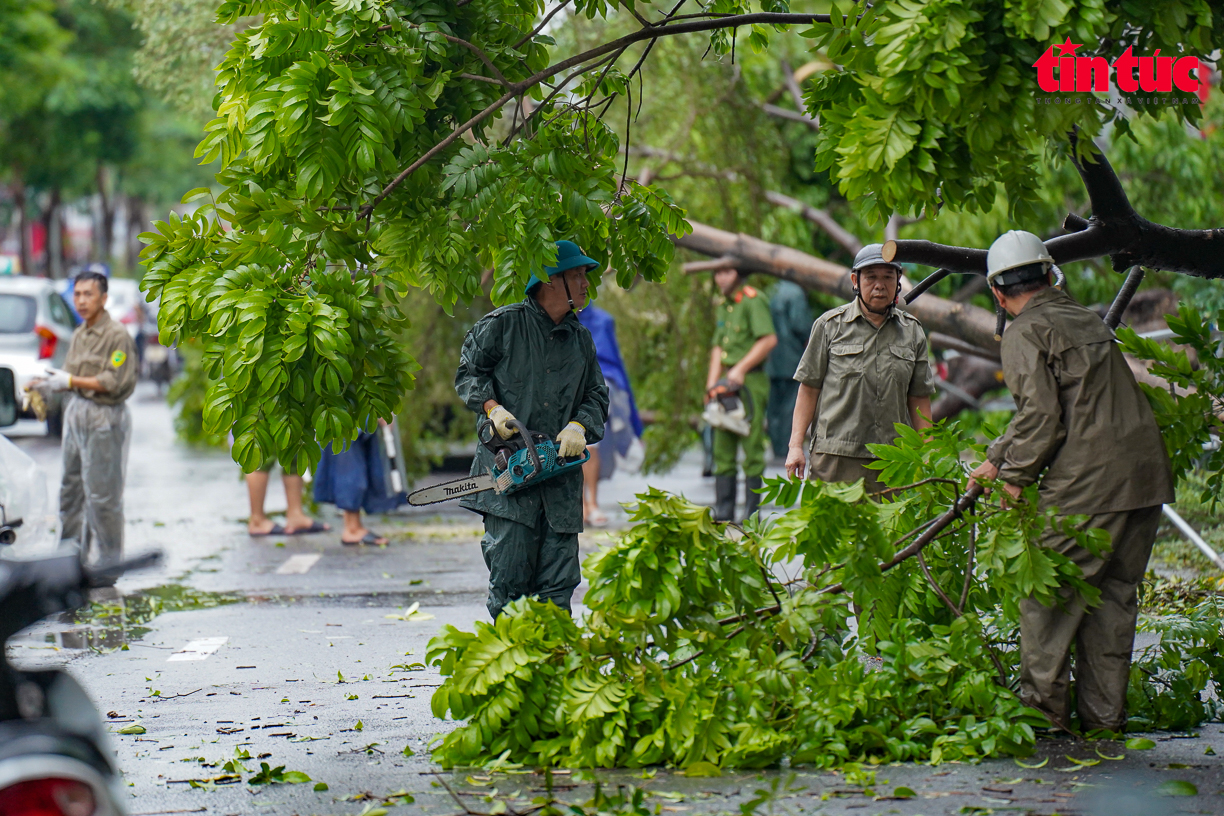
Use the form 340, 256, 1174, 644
712, 475, 737, 522
743, 476, 763, 520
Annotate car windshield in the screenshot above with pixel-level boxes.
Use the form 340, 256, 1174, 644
0, 294, 36, 334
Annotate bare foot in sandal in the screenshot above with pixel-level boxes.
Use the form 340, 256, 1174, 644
340, 509, 388, 546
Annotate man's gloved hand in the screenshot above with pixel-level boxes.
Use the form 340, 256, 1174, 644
42, 368, 73, 391
487, 404, 519, 439
556, 421, 587, 458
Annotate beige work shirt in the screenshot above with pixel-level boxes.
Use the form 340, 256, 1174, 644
793, 299, 935, 458
986, 287, 1173, 515
63, 309, 138, 405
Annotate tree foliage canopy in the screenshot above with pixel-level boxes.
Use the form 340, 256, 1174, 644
138, 0, 1224, 470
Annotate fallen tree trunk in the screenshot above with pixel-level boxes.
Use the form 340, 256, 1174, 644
676, 220, 1002, 351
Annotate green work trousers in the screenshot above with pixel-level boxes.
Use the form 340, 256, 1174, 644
480, 512, 582, 619
1019, 504, 1163, 732
60, 395, 131, 568
712, 371, 769, 479
767, 377, 800, 459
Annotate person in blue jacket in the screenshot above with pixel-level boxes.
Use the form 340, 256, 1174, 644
578, 304, 643, 526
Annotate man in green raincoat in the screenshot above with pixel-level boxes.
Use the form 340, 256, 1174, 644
455, 241, 609, 619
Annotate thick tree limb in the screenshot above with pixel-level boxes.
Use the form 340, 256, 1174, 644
677, 220, 1001, 350
883, 133, 1224, 280
764, 191, 862, 256
360, 12, 832, 218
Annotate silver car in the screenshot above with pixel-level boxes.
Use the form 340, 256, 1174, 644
0, 276, 78, 435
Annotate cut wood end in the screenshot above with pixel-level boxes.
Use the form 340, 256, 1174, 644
881, 240, 898, 262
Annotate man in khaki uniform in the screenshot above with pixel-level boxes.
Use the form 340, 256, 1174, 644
970, 230, 1174, 734
34, 271, 137, 573
705, 266, 776, 521
785, 244, 934, 493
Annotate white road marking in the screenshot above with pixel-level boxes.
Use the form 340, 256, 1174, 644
167, 637, 229, 662
276, 554, 322, 575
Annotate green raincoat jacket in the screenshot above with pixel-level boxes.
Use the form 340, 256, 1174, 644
455, 297, 608, 533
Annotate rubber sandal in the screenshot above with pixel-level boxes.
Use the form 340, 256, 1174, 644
287, 520, 331, 535
249, 522, 287, 537
586, 510, 609, 528
341, 531, 388, 546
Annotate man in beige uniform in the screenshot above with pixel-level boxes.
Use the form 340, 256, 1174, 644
970, 231, 1174, 733
785, 244, 934, 493
35, 271, 137, 571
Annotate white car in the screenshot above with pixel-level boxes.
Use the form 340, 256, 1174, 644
0, 277, 78, 436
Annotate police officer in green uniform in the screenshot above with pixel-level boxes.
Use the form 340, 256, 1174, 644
455, 241, 609, 619
970, 231, 1174, 733
785, 244, 934, 493
706, 266, 776, 521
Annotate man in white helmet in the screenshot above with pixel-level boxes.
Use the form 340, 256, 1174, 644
785, 243, 934, 493
970, 230, 1174, 734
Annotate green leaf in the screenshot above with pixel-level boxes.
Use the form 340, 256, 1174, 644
892, 786, 916, 798
1125, 737, 1157, 750
682, 761, 722, 778
314, 782, 329, 791
117, 724, 146, 735
1157, 780, 1198, 796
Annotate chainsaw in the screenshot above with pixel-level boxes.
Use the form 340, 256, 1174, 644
407, 418, 589, 506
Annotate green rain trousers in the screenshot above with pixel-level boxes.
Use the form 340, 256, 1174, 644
60, 395, 131, 567
1019, 505, 1163, 732
712, 370, 769, 478
481, 512, 582, 619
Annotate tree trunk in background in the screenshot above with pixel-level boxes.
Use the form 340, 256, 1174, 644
677, 220, 1002, 351
41, 189, 62, 278
126, 195, 146, 272
96, 164, 113, 263
13, 182, 31, 276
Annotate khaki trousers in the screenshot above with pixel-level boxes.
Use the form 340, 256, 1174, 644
60, 395, 131, 567
1019, 504, 1162, 732
808, 452, 884, 495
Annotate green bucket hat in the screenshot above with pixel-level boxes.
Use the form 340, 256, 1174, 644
524, 240, 598, 296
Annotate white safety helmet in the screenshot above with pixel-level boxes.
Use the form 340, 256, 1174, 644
986, 230, 1054, 286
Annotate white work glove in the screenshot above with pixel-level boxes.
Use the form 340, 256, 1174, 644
42, 368, 73, 391
487, 404, 519, 440
556, 421, 587, 458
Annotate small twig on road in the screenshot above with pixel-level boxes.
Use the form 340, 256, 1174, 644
149, 688, 202, 701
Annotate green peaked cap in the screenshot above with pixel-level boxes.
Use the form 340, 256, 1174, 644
524, 240, 598, 296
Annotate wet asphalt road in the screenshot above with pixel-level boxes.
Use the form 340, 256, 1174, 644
5, 385, 1224, 815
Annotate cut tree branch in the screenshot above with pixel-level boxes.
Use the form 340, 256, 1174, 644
360, 12, 832, 219
884, 131, 1224, 280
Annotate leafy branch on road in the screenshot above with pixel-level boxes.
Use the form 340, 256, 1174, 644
427, 421, 1224, 770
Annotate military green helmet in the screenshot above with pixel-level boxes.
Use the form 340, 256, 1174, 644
524, 240, 598, 296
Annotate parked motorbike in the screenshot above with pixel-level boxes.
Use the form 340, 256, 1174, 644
0, 538, 160, 815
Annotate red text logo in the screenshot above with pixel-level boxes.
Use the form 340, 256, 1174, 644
1033, 37, 1202, 94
